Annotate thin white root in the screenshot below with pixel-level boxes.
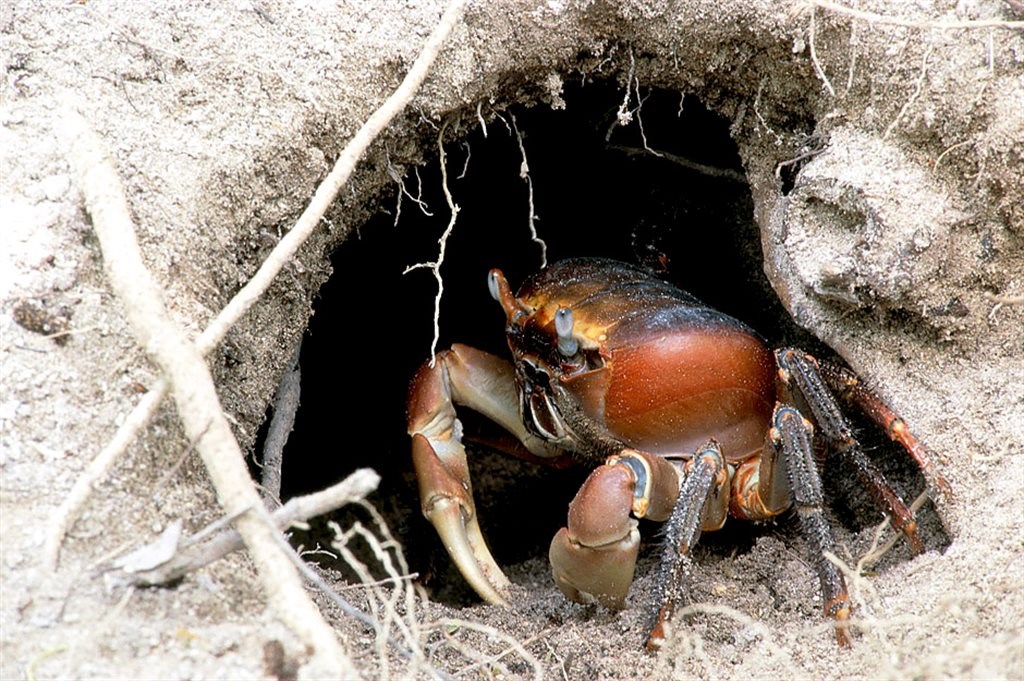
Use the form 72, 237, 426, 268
403, 124, 460, 367
509, 112, 547, 267
43, 0, 469, 571
62, 110, 356, 675
883, 45, 932, 140
806, 0, 1024, 30
808, 5, 837, 97
429, 618, 544, 681
857, 490, 932, 570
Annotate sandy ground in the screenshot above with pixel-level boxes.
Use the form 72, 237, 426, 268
2, 0, 1023, 679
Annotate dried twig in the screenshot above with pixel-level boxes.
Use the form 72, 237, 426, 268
62, 111, 356, 675
984, 291, 1024, 305
608, 144, 747, 183
322, 503, 452, 680
806, 0, 1024, 30
261, 342, 302, 506
43, 0, 469, 570
109, 469, 380, 587
272, 532, 454, 681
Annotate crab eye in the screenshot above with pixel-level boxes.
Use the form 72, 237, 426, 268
487, 270, 500, 302
555, 307, 578, 357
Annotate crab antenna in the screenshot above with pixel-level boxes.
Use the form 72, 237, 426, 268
555, 307, 579, 356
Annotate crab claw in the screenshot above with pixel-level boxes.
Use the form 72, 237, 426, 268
411, 433, 510, 604
549, 450, 680, 610
408, 346, 518, 604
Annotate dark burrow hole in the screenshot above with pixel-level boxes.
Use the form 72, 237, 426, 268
253, 80, 948, 608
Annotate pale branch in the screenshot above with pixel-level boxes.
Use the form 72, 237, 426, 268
806, 0, 1024, 30
43, 0, 469, 569
261, 341, 302, 506
63, 110, 356, 675
984, 291, 1024, 305
112, 469, 380, 587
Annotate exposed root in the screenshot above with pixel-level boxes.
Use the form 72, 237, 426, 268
389, 159, 435, 228
932, 139, 973, 171
43, 0, 469, 573
509, 112, 547, 267
403, 123, 460, 367
43, 385, 166, 570
808, 5, 837, 97
804, 0, 1024, 30
62, 109, 356, 674
753, 79, 784, 146
653, 602, 795, 681
609, 144, 747, 183
856, 491, 932, 570
260, 341, 302, 506
311, 499, 541, 679
428, 619, 543, 681
612, 49, 637, 130
106, 469, 380, 588
475, 101, 488, 138
883, 45, 933, 139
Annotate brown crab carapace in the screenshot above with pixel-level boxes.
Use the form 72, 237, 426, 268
407, 258, 949, 648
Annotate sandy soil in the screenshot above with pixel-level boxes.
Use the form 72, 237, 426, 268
2, 1, 1023, 679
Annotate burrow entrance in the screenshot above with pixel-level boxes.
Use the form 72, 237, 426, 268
256, 79, 943, 606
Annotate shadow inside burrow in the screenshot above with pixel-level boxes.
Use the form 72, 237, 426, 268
253, 79, 947, 609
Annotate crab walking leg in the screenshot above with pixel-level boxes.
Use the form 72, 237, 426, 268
773, 405, 853, 646
645, 442, 728, 651
817, 361, 953, 506
549, 449, 680, 611
776, 349, 925, 554
408, 344, 560, 605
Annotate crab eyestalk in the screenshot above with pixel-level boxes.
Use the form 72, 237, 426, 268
488, 269, 528, 326
555, 307, 578, 357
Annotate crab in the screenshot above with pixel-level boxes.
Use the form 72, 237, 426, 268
407, 257, 948, 647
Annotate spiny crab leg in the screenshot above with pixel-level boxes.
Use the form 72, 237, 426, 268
646, 442, 728, 651
408, 343, 562, 604
775, 349, 927, 554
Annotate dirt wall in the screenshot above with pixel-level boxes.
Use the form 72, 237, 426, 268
2, 1, 1022, 678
